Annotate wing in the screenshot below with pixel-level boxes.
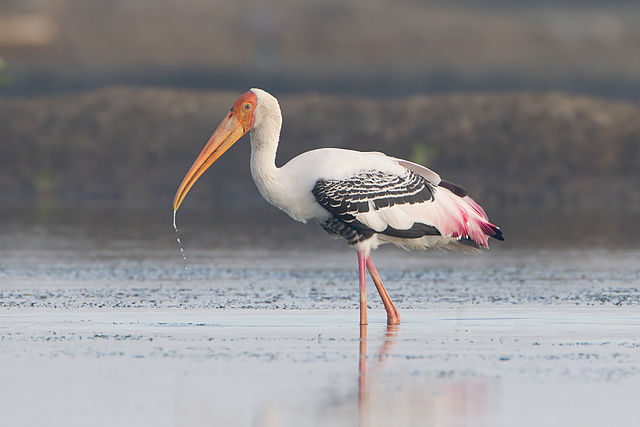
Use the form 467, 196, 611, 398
391, 157, 441, 185
312, 169, 440, 244
312, 168, 502, 249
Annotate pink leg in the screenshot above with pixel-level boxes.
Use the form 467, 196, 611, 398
366, 256, 400, 325
358, 251, 368, 326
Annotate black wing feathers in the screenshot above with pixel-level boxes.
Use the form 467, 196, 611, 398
312, 170, 439, 244
438, 180, 468, 198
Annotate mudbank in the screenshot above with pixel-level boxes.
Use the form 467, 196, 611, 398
1, 87, 638, 213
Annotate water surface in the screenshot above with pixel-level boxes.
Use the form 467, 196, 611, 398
1, 207, 639, 426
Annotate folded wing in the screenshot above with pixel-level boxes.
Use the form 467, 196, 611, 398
312, 167, 502, 249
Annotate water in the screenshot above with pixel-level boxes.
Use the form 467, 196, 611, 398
172, 210, 191, 280
1, 308, 639, 427
1, 207, 639, 304
1, 206, 639, 426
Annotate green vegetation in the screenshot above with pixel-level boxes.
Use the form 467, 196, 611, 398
410, 142, 438, 166
0, 57, 10, 87
32, 168, 55, 199
1, 88, 638, 213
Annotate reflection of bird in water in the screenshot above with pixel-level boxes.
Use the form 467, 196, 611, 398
359, 324, 399, 427
357, 324, 488, 427
173, 89, 503, 325
359, 325, 367, 425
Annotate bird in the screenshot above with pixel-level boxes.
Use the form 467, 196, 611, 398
173, 88, 503, 326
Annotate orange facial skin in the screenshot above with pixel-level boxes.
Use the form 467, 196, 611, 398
229, 91, 258, 132
173, 91, 257, 212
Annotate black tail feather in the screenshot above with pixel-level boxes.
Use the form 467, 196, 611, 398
490, 225, 504, 241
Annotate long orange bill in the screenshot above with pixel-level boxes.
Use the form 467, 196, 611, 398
173, 113, 248, 212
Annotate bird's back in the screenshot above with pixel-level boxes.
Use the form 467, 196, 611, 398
281, 149, 502, 253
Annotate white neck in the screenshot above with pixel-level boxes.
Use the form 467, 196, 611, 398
249, 108, 283, 206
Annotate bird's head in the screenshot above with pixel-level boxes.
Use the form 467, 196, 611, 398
173, 88, 278, 212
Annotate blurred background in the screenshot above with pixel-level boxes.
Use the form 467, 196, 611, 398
2, 5, 640, 427
1, 0, 639, 98
2, 5, 639, 426
1, 0, 639, 247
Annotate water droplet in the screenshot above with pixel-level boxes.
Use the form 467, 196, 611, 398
173, 210, 191, 280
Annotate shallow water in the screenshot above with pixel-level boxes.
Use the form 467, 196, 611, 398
1, 207, 639, 426
1, 308, 639, 427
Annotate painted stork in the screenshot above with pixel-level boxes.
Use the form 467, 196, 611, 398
173, 89, 503, 325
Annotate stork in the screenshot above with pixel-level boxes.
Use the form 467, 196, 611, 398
173, 89, 503, 325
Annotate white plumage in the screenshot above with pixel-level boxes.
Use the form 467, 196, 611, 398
173, 88, 503, 325
246, 89, 500, 255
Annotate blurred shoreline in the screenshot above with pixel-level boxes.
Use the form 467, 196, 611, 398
2, 66, 638, 103
2, 204, 640, 252
1, 87, 638, 214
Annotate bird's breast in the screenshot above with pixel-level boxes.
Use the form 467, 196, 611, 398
250, 160, 328, 224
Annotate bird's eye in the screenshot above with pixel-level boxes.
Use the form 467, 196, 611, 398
244, 103, 252, 110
